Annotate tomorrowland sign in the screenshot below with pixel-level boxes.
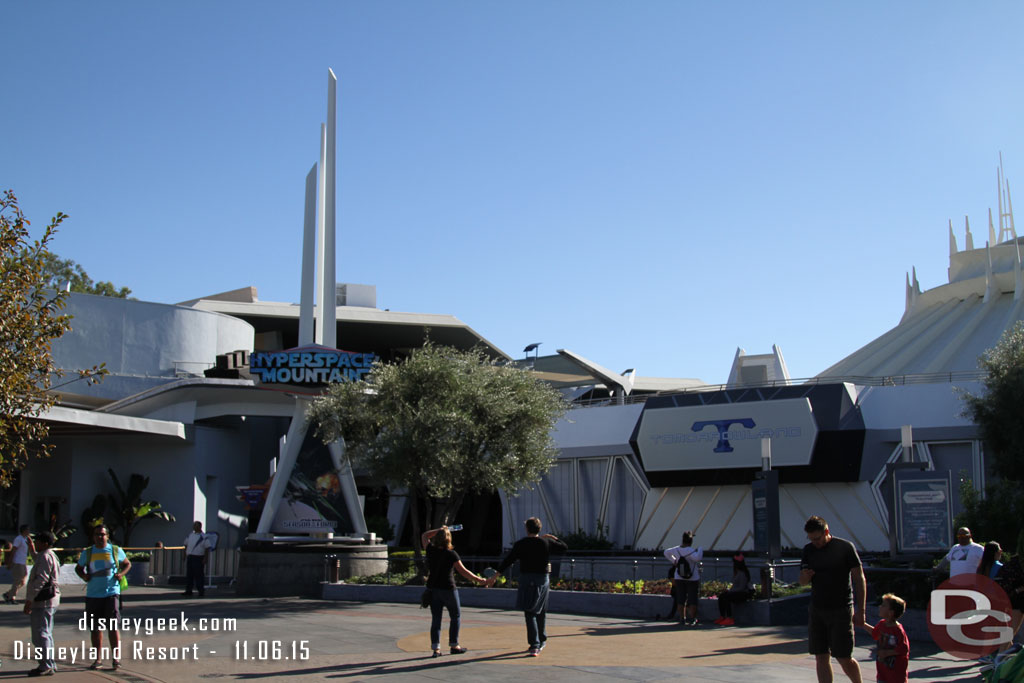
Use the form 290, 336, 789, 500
250, 344, 378, 385
636, 398, 818, 470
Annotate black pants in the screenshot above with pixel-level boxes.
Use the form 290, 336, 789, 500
717, 590, 748, 618
185, 555, 205, 595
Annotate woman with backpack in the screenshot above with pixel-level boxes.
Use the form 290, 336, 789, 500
664, 531, 703, 625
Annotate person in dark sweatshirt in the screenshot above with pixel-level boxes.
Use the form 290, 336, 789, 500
487, 517, 567, 656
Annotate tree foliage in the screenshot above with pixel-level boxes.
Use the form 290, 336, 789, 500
0, 190, 106, 487
957, 322, 1024, 549
307, 343, 567, 559
955, 476, 1024, 553
40, 251, 131, 298
961, 321, 1024, 481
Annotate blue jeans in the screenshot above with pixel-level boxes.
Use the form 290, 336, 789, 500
518, 573, 550, 649
525, 609, 547, 650
30, 605, 57, 670
429, 588, 461, 649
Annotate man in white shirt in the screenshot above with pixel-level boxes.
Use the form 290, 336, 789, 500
4, 525, 34, 604
664, 531, 703, 625
182, 521, 209, 597
938, 526, 985, 577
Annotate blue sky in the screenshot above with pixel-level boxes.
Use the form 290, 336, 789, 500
5, 2, 1023, 383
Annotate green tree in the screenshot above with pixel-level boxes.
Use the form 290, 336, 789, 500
40, 251, 131, 298
957, 322, 1024, 547
307, 343, 567, 563
102, 468, 175, 547
0, 190, 106, 487
954, 477, 1024, 551
962, 321, 1024, 481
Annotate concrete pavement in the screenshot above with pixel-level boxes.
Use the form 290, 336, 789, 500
0, 585, 986, 681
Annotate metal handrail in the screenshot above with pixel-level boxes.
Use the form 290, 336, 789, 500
568, 370, 987, 409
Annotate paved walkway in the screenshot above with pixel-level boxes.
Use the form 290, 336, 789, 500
0, 586, 986, 681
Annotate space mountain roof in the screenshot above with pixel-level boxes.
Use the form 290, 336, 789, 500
818, 166, 1022, 379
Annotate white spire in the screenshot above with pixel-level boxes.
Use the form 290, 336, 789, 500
984, 241, 996, 303
322, 68, 337, 349
298, 163, 318, 346
965, 215, 975, 250
949, 219, 958, 255
1015, 240, 1023, 302
904, 271, 918, 315
997, 153, 1017, 243
314, 123, 327, 344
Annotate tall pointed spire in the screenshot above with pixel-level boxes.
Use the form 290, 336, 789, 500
965, 215, 975, 250
984, 241, 995, 303
314, 124, 327, 344
949, 219, 958, 255
322, 68, 337, 348
298, 164, 318, 345
997, 153, 1017, 243
1015, 240, 1023, 302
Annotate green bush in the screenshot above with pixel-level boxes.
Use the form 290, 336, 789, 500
389, 550, 415, 574
364, 515, 395, 543
563, 523, 614, 550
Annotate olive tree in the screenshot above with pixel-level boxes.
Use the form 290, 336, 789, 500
307, 342, 567, 562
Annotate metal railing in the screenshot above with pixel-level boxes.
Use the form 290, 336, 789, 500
150, 547, 240, 581
568, 370, 987, 409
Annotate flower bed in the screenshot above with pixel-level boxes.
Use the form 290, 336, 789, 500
348, 570, 808, 599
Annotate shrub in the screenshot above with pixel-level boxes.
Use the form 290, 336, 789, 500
563, 523, 614, 550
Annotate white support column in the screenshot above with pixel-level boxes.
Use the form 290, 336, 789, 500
255, 399, 310, 536
314, 125, 327, 345
298, 164, 318, 346
328, 440, 367, 535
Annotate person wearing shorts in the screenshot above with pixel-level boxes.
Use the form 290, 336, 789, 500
4, 525, 34, 603
75, 525, 131, 671
664, 531, 703, 625
799, 515, 866, 683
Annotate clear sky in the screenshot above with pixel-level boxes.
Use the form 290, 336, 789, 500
4, 2, 1023, 383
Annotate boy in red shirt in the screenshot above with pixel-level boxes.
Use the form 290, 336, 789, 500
861, 593, 909, 683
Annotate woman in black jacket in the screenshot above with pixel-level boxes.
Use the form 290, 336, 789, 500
421, 526, 486, 658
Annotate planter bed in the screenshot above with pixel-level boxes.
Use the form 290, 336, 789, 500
321, 582, 810, 626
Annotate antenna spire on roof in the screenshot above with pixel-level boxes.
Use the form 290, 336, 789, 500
984, 241, 996, 303
1015, 240, 1023, 302
965, 215, 975, 250
949, 219, 958, 255
999, 153, 1017, 243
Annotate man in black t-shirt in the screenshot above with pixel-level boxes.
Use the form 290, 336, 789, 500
487, 517, 567, 656
799, 515, 865, 683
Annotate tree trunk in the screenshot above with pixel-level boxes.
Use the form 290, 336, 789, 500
441, 492, 465, 528
409, 487, 424, 575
